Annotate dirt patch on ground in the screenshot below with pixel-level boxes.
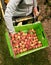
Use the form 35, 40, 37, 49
37, 0, 51, 64
42, 18, 51, 64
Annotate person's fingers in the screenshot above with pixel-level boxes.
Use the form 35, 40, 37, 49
34, 11, 39, 17
9, 32, 16, 38
36, 11, 39, 16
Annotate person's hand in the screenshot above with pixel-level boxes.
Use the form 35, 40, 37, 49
33, 7, 39, 17
9, 32, 16, 38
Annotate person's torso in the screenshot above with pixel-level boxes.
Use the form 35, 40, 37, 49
13, 0, 33, 16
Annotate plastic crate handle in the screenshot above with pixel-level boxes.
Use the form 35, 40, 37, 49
42, 31, 45, 38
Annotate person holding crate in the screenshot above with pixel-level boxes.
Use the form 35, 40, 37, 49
4, 0, 39, 37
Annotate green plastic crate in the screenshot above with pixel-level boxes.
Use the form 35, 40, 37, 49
5, 21, 48, 58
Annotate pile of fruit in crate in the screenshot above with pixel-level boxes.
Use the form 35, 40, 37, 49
10, 29, 42, 55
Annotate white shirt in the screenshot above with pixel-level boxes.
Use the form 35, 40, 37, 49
4, 0, 37, 33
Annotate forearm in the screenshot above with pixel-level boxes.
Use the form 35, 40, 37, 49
33, 0, 39, 17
